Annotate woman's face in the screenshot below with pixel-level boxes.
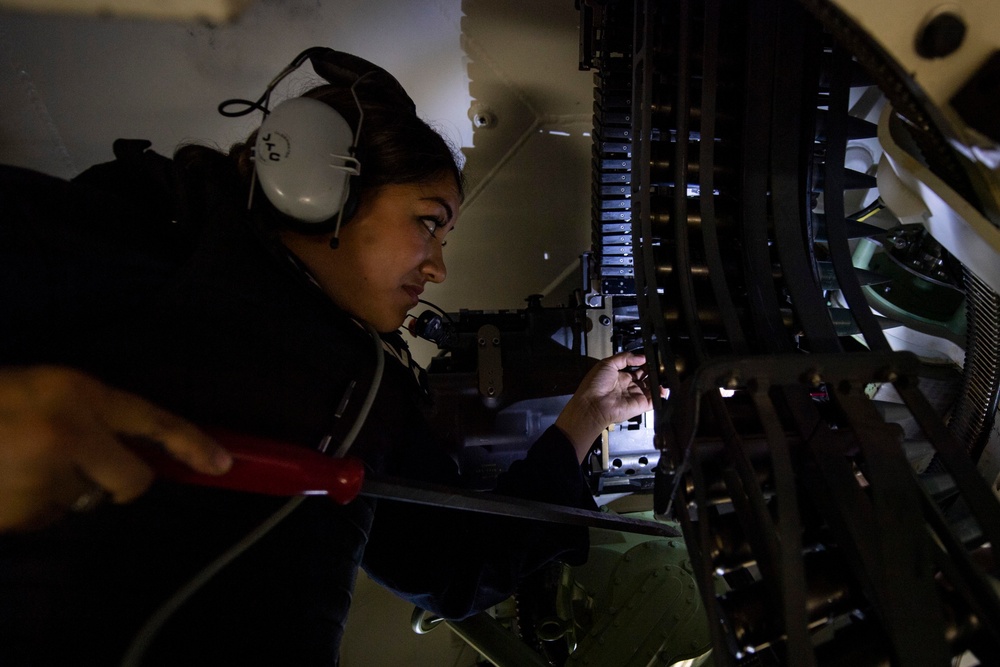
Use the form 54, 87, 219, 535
279, 173, 460, 332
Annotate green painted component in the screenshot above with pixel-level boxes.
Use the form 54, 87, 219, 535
563, 513, 712, 666
853, 237, 967, 343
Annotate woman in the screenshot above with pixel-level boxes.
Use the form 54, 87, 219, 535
0, 49, 653, 666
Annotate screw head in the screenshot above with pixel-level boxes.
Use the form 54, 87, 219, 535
472, 110, 497, 129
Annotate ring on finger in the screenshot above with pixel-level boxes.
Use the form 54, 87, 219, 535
69, 480, 110, 513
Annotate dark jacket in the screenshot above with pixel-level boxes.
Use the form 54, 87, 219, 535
0, 141, 594, 666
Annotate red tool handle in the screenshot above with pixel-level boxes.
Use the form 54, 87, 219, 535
128, 428, 365, 505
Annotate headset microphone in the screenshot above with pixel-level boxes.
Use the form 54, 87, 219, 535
408, 310, 458, 348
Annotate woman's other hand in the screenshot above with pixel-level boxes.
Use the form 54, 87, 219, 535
0, 366, 232, 532
555, 351, 657, 463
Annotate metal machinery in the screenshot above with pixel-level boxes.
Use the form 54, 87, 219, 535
579, 0, 1000, 663
416, 0, 1000, 664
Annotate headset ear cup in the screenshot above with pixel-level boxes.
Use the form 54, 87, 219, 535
254, 97, 356, 226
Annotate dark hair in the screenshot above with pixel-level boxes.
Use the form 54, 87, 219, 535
177, 84, 464, 230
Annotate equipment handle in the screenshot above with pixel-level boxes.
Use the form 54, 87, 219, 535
127, 428, 365, 505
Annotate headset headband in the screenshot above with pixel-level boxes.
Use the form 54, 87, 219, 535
218, 47, 416, 119
306, 49, 416, 115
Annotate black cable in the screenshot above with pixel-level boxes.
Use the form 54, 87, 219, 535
216, 47, 324, 118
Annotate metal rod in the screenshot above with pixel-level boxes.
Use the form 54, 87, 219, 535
361, 479, 680, 539
822, 43, 890, 352
769, 4, 841, 353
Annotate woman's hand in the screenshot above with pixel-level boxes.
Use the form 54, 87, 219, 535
555, 351, 657, 463
0, 366, 232, 532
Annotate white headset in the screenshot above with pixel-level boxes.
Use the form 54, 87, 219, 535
253, 96, 361, 225
220, 47, 415, 240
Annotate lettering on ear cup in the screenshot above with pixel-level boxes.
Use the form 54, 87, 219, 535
254, 96, 360, 225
